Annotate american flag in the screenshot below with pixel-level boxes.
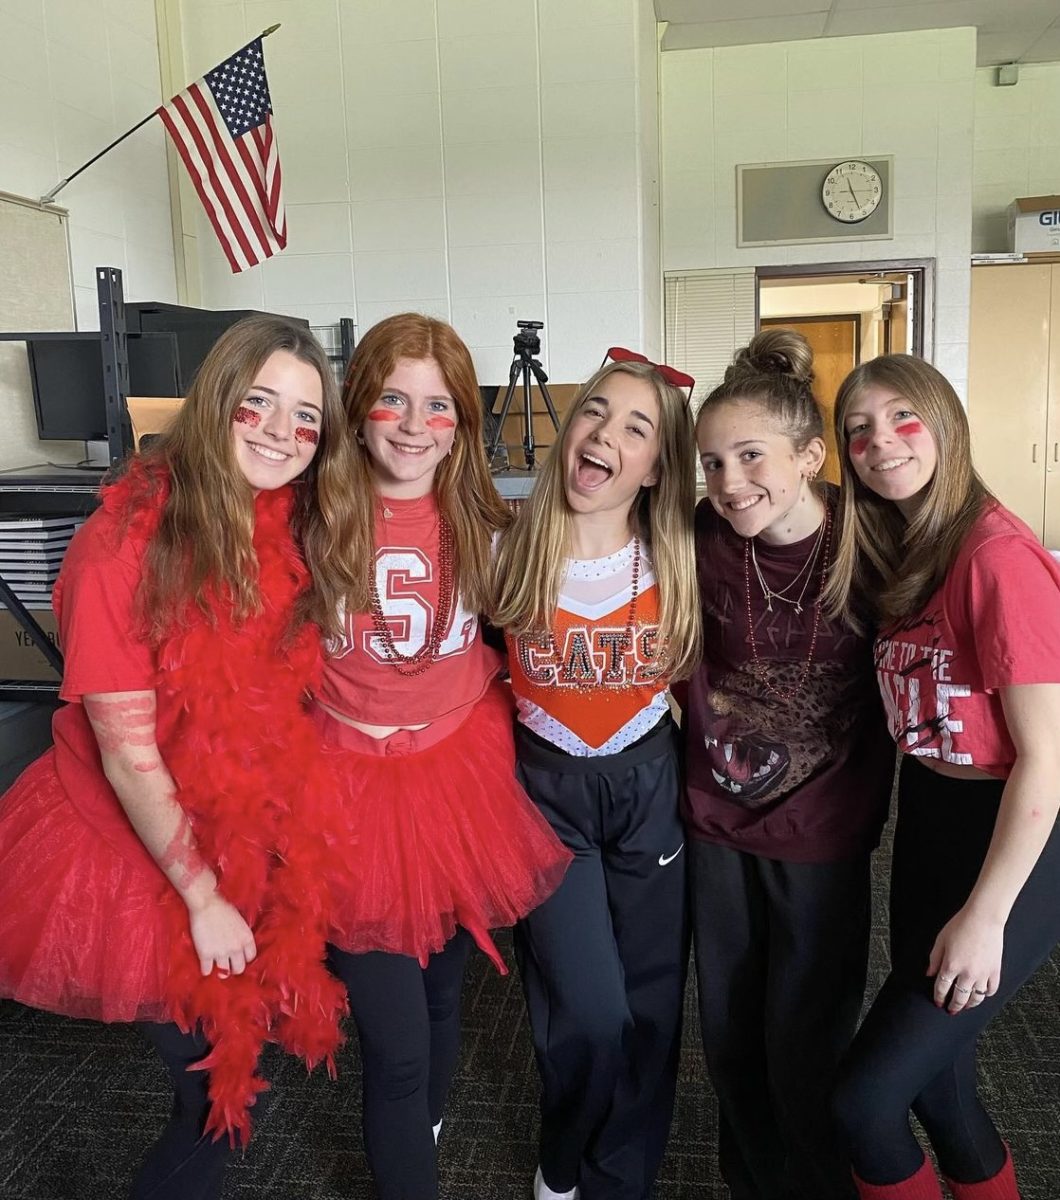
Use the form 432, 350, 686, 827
158, 38, 287, 274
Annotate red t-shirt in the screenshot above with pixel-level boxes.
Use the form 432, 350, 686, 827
875, 502, 1060, 779
683, 490, 893, 863
317, 493, 500, 724
48, 506, 165, 869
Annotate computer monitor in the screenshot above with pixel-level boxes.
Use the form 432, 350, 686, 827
8, 331, 181, 442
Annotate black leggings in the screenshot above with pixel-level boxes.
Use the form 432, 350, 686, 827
327, 929, 471, 1200
131, 1022, 234, 1200
833, 757, 1060, 1185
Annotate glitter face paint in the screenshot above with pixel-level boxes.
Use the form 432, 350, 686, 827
84, 695, 157, 753
366, 410, 401, 422
233, 406, 261, 427
849, 434, 870, 457
294, 426, 319, 445
425, 415, 456, 429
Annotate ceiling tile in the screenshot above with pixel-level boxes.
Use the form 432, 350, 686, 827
1022, 22, 1060, 61
657, 0, 826, 19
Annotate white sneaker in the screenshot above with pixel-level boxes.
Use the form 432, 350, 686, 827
533, 1166, 578, 1200
433, 1119, 443, 1144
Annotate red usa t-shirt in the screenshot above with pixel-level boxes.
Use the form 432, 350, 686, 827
317, 493, 500, 725
875, 502, 1060, 779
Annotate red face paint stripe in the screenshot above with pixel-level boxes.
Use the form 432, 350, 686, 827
849, 434, 870, 457
366, 410, 401, 422
233, 406, 261, 427
295, 427, 319, 445
425, 415, 456, 429
895, 421, 923, 437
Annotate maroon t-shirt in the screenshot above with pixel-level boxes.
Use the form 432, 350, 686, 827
683, 490, 893, 863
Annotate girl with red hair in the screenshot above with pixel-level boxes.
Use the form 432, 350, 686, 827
315, 313, 570, 1200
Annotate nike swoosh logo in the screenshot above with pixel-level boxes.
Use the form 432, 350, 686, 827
658, 845, 684, 867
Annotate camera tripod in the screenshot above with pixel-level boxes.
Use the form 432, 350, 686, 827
487, 320, 561, 471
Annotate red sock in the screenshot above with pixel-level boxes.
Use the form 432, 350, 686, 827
853, 1154, 943, 1199
945, 1145, 1020, 1200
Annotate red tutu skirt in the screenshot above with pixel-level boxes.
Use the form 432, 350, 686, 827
319, 682, 571, 971
0, 751, 172, 1022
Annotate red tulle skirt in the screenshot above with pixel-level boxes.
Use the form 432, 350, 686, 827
0, 751, 172, 1022
319, 683, 571, 971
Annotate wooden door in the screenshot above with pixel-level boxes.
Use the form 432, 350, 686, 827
968, 264, 1051, 540
762, 316, 858, 484
1044, 265, 1060, 550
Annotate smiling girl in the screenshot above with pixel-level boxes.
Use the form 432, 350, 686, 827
826, 355, 1060, 1200
312, 313, 570, 1200
0, 317, 356, 1197
684, 329, 892, 1200
494, 351, 699, 1200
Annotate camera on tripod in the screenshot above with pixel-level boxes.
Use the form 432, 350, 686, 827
513, 320, 543, 359
486, 318, 560, 472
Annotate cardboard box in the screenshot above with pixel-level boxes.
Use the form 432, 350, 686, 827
0, 609, 61, 682
1007, 196, 1060, 256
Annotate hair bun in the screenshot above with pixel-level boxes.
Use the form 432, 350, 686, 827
726, 328, 814, 387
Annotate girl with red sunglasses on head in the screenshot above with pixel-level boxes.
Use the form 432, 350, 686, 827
825, 354, 1060, 1200
311, 313, 570, 1200
494, 350, 700, 1200
684, 328, 892, 1200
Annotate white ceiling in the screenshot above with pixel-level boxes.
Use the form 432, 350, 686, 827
656, 0, 1060, 66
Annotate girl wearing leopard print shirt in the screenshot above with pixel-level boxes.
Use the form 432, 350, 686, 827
683, 329, 892, 1200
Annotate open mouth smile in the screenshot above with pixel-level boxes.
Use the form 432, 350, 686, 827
871, 457, 912, 472
247, 442, 291, 463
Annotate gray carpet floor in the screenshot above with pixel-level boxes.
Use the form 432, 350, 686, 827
1, 825, 1058, 1198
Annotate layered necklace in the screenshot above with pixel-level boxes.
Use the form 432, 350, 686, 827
368, 505, 456, 677
742, 505, 832, 702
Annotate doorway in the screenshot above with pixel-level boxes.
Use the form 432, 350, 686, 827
756, 260, 932, 481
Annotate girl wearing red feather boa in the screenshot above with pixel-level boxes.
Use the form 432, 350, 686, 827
0, 317, 359, 1198
315, 313, 571, 1200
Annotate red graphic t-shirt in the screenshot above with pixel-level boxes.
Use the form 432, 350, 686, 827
317, 493, 500, 725
874, 502, 1060, 779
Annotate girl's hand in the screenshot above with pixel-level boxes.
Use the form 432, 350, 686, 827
927, 907, 1003, 1014
186, 891, 257, 978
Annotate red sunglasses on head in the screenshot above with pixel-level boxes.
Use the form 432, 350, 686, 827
601, 347, 695, 399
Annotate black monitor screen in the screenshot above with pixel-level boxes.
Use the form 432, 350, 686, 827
13, 332, 180, 441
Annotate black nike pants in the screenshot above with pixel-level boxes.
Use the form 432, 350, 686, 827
689, 839, 872, 1200
513, 718, 689, 1200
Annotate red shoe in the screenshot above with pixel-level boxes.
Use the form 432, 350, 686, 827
853, 1155, 943, 1199
944, 1145, 1020, 1200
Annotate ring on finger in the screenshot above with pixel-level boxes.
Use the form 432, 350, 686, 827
973, 987, 988, 996
953, 984, 971, 994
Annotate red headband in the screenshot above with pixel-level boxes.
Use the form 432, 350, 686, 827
601, 347, 695, 399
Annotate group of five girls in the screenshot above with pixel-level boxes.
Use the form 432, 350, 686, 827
0, 307, 1056, 1200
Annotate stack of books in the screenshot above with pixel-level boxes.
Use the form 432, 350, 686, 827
0, 515, 85, 610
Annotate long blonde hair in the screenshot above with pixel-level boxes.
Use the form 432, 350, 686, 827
341, 313, 511, 615
493, 361, 701, 680
824, 354, 992, 632
136, 315, 359, 640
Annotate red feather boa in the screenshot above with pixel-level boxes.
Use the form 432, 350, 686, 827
101, 463, 348, 1144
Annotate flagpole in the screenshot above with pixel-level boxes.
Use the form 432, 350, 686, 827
38, 24, 281, 206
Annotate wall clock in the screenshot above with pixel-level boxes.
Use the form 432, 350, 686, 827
821, 160, 883, 223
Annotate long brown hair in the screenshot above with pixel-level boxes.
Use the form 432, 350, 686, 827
492, 361, 701, 681
341, 313, 511, 614
824, 354, 992, 631
137, 315, 359, 639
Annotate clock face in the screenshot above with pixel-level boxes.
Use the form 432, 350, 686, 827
821, 160, 883, 223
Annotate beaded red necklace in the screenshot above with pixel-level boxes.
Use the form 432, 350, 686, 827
742, 506, 832, 702
368, 509, 456, 677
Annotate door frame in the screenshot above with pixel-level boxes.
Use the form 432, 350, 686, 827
755, 258, 934, 360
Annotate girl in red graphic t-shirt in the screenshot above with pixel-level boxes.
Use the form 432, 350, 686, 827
685, 328, 892, 1200
313, 313, 570, 1200
0, 317, 361, 1195
827, 354, 1060, 1200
